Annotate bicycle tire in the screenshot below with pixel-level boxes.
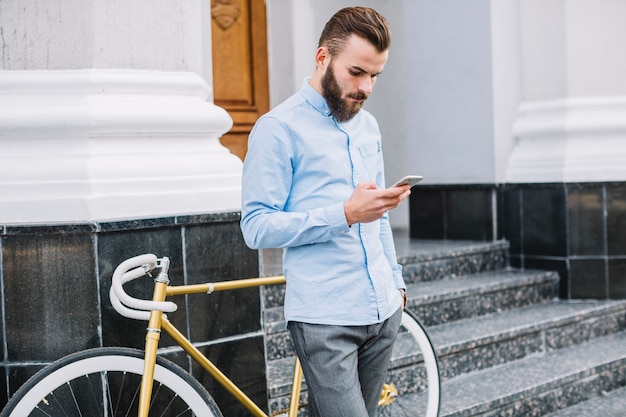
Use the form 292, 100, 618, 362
377, 310, 441, 417
0, 347, 223, 417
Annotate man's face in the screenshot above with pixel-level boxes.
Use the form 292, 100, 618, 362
320, 35, 388, 122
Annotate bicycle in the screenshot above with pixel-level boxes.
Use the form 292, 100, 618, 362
0, 253, 440, 417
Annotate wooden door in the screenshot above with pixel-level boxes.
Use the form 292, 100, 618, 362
211, 0, 269, 161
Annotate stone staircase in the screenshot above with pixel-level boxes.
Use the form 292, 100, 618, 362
260, 236, 626, 416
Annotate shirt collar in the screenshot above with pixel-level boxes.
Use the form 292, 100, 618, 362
300, 78, 332, 117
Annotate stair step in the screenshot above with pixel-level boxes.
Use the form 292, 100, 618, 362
265, 300, 626, 403
268, 336, 626, 417
433, 331, 626, 416
260, 239, 510, 311
395, 238, 509, 284
267, 356, 303, 399
544, 385, 626, 417
407, 268, 558, 326
261, 237, 626, 416
264, 268, 558, 334
429, 300, 626, 380
264, 269, 560, 363
264, 283, 624, 368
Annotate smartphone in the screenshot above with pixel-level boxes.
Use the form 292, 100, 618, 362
391, 175, 423, 188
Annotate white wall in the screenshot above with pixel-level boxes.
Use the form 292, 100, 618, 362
403, 0, 501, 186
490, 0, 523, 182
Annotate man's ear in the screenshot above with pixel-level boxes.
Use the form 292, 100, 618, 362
315, 46, 330, 68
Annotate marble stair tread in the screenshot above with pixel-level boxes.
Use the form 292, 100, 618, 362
260, 238, 508, 279
265, 300, 626, 398
406, 268, 557, 303
407, 269, 559, 326
398, 240, 509, 283
264, 269, 559, 335
428, 299, 626, 356
263, 305, 287, 335
266, 356, 304, 398
433, 331, 626, 416
544, 385, 626, 417
393, 237, 509, 264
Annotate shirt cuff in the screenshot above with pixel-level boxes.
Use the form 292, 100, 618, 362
326, 202, 351, 234
393, 264, 406, 290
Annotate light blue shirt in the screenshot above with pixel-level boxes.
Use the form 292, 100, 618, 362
241, 79, 405, 326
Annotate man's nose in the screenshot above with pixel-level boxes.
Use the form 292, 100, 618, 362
358, 77, 374, 95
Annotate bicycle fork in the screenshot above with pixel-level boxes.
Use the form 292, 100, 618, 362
137, 257, 171, 417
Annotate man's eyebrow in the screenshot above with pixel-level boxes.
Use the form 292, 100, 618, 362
350, 65, 383, 76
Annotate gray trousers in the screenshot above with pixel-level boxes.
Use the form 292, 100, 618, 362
288, 308, 402, 417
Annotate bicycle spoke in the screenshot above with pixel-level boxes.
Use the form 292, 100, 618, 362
33, 405, 54, 417
113, 371, 127, 416
83, 374, 105, 417
154, 390, 177, 417
65, 381, 83, 417
105, 371, 116, 417
51, 391, 71, 417
150, 382, 164, 410
124, 377, 141, 417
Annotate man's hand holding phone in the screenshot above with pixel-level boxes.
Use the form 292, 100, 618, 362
344, 180, 414, 226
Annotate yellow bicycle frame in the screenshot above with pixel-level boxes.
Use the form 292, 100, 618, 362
136, 274, 296, 417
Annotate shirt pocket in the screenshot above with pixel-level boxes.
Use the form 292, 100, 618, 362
357, 142, 381, 180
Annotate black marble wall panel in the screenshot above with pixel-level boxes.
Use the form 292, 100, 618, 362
409, 182, 626, 300
409, 185, 493, 240
193, 336, 266, 417
446, 188, 493, 241
498, 186, 521, 253
98, 223, 185, 350
606, 183, 626, 299
568, 183, 604, 256
609, 259, 626, 298
409, 189, 444, 238
184, 221, 260, 343
607, 183, 626, 256
0, 212, 265, 415
3, 226, 99, 361
522, 185, 568, 257
0, 234, 5, 407
570, 259, 607, 299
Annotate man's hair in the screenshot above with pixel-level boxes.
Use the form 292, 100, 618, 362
318, 7, 391, 56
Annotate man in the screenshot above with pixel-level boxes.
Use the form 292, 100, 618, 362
241, 7, 410, 417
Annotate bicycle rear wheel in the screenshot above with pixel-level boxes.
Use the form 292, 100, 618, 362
377, 310, 440, 417
0, 347, 223, 417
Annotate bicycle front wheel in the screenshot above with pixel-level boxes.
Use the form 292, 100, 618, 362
378, 310, 441, 417
1, 347, 223, 417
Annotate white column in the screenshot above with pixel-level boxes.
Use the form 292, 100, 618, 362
0, 0, 241, 224
0, 70, 240, 223
506, 0, 626, 183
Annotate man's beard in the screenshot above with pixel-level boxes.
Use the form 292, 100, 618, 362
321, 64, 368, 123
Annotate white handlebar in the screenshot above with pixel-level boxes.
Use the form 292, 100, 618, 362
110, 254, 178, 321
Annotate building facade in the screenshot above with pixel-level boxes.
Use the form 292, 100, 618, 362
1, 0, 625, 414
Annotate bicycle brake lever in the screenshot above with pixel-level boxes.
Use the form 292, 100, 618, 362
155, 257, 170, 284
